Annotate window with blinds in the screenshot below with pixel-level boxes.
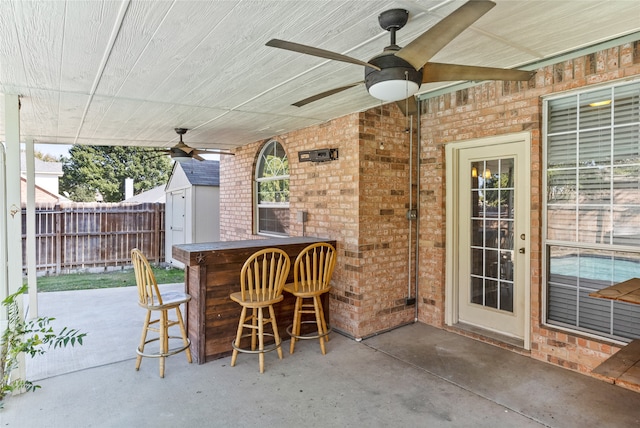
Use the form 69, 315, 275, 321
545, 81, 640, 340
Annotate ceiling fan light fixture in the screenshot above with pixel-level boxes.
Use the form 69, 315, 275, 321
365, 52, 422, 102
170, 149, 191, 162
368, 79, 419, 102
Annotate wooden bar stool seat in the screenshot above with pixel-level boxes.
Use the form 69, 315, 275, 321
284, 243, 337, 355
230, 248, 291, 373
131, 248, 191, 378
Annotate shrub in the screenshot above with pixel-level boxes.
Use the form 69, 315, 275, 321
1, 285, 86, 407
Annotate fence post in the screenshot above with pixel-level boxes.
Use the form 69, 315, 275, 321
55, 205, 61, 274
154, 203, 160, 263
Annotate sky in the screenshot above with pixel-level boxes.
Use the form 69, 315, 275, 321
35, 143, 72, 158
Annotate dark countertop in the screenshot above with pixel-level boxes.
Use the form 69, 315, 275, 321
173, 236, 335, 266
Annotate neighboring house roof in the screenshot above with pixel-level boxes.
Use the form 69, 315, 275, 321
123, 185, 166, 203
172, 159, 220, 186
20, 177, 70, 205
20, 151, 63, 176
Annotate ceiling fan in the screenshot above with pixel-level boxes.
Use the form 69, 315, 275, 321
266, 1, 535, 114
163, 128, 234, 162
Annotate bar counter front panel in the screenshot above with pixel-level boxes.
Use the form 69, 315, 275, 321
173, 237, 336, 363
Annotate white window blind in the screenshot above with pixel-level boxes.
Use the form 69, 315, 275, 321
545, 81, 640, 340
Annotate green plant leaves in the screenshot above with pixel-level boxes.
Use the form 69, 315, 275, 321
1, 285, 87, 404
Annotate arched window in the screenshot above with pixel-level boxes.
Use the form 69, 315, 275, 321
255, 140, 289, 236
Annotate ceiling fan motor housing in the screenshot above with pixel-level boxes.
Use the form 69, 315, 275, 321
170, 146, 191, 160
364, 51, 423, 102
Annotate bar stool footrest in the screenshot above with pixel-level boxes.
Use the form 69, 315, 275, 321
286, 321, 332, 340
137, 336, 191, 358
231, 333, 282, 354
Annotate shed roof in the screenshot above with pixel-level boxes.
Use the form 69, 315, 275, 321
122, 185, 166, 203
175, 159, 220, 186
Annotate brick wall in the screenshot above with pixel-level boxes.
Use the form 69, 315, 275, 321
356, 106, 418, 336
220, 41, 640, 377
221, 107, 416, 338
420, 41, 640, 376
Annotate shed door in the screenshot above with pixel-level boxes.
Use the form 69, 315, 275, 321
171, 190, 186, 247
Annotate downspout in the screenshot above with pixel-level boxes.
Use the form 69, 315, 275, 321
405, 103, 421, 323
414, 99, 421, 322
407, 114, 413, 302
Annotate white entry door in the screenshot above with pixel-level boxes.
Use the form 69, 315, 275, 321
446, 134, 530, 344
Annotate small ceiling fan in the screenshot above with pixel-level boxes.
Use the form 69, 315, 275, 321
266, 1, 535, 114
163, 128, 234, 161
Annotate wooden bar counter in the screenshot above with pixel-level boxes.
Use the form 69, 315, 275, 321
173, 237, 336, 363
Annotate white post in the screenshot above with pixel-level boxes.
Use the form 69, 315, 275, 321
3, 93, 25, 385
0, 143, 6, 323
3, 94, 23, 296
26, 139, 38, 318
125, 177, 134, 200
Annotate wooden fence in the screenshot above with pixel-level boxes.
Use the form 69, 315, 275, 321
21, 202, 165, 274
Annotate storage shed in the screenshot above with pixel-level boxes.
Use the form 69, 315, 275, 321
165, 159, 220, 267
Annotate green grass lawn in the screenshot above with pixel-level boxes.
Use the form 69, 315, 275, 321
32, 267, 185, 292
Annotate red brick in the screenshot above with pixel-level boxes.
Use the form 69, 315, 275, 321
220, 40, 640, 363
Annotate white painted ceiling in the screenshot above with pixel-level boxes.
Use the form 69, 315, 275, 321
1, 0, 639, 151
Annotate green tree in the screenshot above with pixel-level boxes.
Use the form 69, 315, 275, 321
34, 150, 59, 162
59, 146, 172, 202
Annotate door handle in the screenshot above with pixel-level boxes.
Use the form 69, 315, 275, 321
519, 248, 525, 254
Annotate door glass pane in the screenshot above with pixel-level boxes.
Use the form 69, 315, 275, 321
485, 279, 498, 309
471, 277, 483, 305
500, 281, 514, 312
470, 158, 515, 313
500, 251, 514, 281
471, 248, 484, 276
471, 219, 484, 246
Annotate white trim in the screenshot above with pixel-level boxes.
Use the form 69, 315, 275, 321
256, 174, 289, 182
542, 76, 640, 102
26, 140, 38, 318
254, 140, 290, 236
445, 132, 531, 349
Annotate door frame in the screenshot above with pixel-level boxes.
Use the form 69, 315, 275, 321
445, 132, 531, 349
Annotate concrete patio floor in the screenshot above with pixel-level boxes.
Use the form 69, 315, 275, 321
2, 286, 640, 427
